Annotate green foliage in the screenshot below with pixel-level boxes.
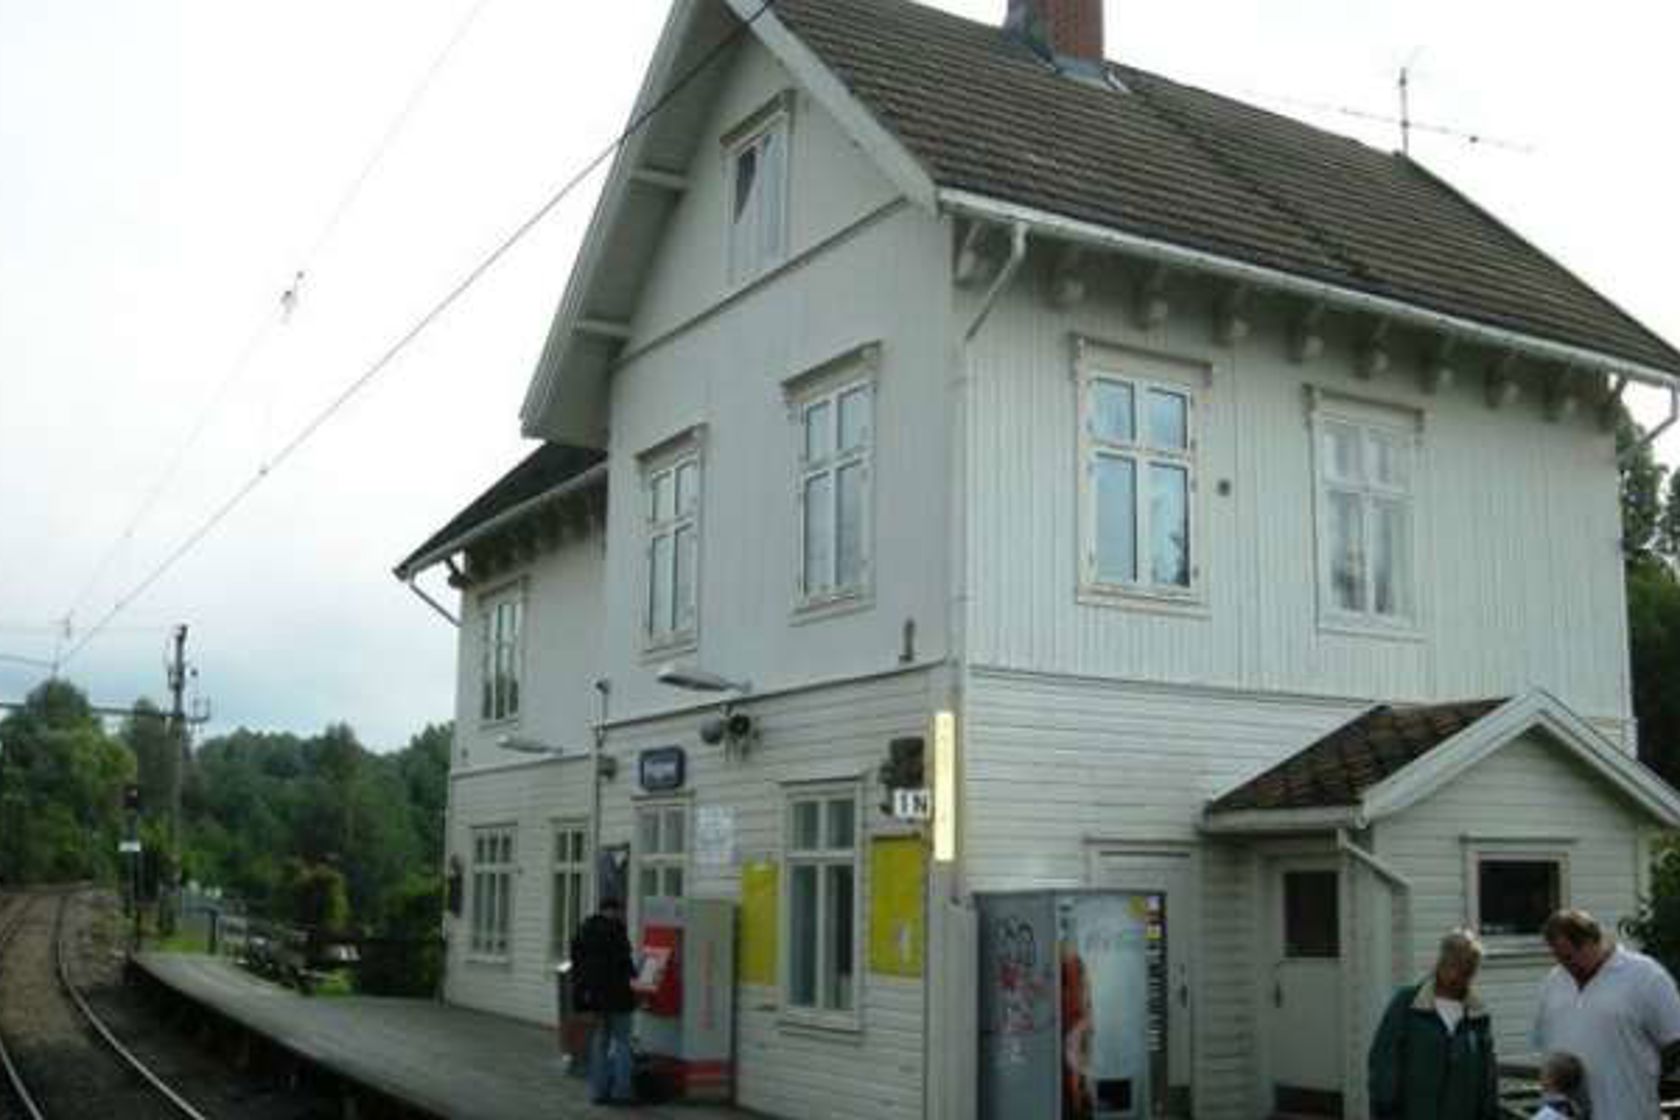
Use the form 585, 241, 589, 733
279, 859, 350, 932
1624, 837, 1680, 982
1618, 411, 1668, 562
357, 871, 445, 996
0, 679, 135, 885
1628, 560, 1680, 788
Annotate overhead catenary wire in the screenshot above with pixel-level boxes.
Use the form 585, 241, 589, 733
57, 0, 497, 636
56, 0, 778, 671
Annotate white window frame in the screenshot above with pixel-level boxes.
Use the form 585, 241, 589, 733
468, 824, 517, 961
1464, 839, 1572, 952
550, 820, 589, 960
1311, 394, 1422, 634
1077, 349, 1203, 603
781, 783, 862, 1028
723, 94, 792, 285
478, 584, 524, 726
792, 374, 875, 611
640, 436, 703, 654
633, 801, 689, 935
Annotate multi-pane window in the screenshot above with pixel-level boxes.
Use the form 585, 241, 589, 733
785, 789, 859, 1016
550, 823, 588, 959
1476, 856, 1563, 937
798, 381, 873, 604
645, 456, 700, 647
635, 804, 687, 927
727, 113, 789, 283
1082, 371, 1195, 593
469, 825, 516, 959
479, 590, 523, 723
1317, 414, 1415, 624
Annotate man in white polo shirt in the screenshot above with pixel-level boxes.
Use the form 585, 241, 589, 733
1532, 909, 1680, 1118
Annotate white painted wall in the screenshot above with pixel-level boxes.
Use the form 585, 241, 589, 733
595, 37, 954, 725
960, 254, 1633, 728
452, 527, 606, 772
1373, 731, 1649, 1058
600, 668, 934, 1120
444, 756, 595, 1024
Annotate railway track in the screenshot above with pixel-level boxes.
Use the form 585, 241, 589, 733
0, 888, 211, 1120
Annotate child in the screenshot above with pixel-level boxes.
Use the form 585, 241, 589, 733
1533, 1050, 1587, 1120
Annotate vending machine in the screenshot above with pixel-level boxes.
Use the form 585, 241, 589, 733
633, 897, 736, 1102
978, 891, 1168, 1120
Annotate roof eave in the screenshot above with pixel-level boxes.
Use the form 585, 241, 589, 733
940, 188, 1680, 392
392, 462, 608, 582
1200, 805, 1363, 835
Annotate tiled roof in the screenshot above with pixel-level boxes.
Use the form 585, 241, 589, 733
771, 0, 1680, 375
1207, 699, 1507, 813
395, 444, 605, 577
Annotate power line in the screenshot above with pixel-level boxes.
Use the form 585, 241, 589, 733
58, 0, 497, 634
56, 0, 778, 670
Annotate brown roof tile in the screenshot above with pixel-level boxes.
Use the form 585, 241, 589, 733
772, 0, 1680, 375
1207, 699, 1507, 813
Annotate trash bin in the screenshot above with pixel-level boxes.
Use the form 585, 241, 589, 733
556, 960, 590, 1076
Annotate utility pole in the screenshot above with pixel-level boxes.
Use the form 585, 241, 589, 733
162, 623, 189, 937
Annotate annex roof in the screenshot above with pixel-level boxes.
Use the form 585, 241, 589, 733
1204, 690, 1680, 832
769, 0, 1680, 377
393, 444, 605, 580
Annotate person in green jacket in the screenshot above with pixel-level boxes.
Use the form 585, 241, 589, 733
1368, 929, 1500, 1120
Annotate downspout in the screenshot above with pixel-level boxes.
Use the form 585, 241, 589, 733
589, 678, 611, 911
405, 577, 460, 628
1621, 382, 1680, 464
964, 222, 1028, 342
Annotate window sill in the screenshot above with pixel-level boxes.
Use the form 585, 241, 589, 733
1077, 585, 1208, 619
479, 715, 522, 733
639, 634, 699, 664
464, 954, 512, 967
791, 589, 873, 626
1481, 940, 1553, 963
777, 1010, 864, 1039
1316, 618, 1423, 644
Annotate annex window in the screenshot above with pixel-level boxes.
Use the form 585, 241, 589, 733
469, 825, 516, 959
479, 587, 524, 724
1314, 403, 1417, 627
784, 787, 859, 1018
550, 822, 588, 959
726, 101, 790, 284
1283, 870, 1340, 959
644, 452, 701, 649
634, 803, 688, 930
1080, 362, 1198, 596
797, 380, 873, 606
1472, 851, 1566, 938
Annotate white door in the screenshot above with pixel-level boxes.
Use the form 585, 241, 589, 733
1265, 859, 1344, 1116
1092, 850, 1195, 1116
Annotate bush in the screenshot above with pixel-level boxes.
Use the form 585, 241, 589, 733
1623, 836, 1680, 981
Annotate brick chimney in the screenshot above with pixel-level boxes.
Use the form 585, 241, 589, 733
1005, 0, 1105, 62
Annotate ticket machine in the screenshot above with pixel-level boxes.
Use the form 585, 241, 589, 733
634, 897, 735, 1101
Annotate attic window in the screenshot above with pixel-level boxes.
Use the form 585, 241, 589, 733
725, 97, 791, 283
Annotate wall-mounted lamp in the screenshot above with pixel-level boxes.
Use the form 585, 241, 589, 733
656, 663, 752, 694
496, 734, 567, 757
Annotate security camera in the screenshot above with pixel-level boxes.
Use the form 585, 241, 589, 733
699, 715, 728, 745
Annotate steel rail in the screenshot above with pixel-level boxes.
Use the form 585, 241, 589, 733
52, 890, 213, 1120
0, 892, 47, 1120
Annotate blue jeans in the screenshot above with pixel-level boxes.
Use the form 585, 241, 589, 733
587, 1012, 633, 1103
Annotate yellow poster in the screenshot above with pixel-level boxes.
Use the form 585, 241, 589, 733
869, 836, 926, 977
739, 858, 778, 986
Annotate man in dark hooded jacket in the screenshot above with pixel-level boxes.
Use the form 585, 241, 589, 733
1368, 929, 1500, 1120
570, 898, 636, 1105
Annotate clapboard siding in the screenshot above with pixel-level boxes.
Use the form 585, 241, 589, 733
444, 757, 596, 1024
961, 256, 1632, 729
602, 668, 934, 1120
1375, 733, 1646, 1056
964, 669, 1365, 1119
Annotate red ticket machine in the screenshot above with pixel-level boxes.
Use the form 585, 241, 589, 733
634, 897, 735, 1101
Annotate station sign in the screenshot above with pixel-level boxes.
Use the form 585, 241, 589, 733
639, 746, 687, 792
892, 788, 932, 821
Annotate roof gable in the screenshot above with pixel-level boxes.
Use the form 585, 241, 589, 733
1205, 690, 1680, 831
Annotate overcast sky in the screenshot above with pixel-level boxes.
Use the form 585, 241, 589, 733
1, 0, 1675, 749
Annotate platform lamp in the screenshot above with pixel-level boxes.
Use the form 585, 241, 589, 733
655, 664, 752, 695
495, 734, 569, 757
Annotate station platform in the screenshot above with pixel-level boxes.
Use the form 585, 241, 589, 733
133, 952, 751, 1120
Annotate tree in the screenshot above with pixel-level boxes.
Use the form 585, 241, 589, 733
1627, 560, 1680, 787
1661, 472, 1680, 562
120, 699, 175, 837
1618, 412, 1667, 561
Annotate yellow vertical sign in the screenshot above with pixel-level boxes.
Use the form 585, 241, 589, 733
739, 858, 779, 986
869, 836, 926, 977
